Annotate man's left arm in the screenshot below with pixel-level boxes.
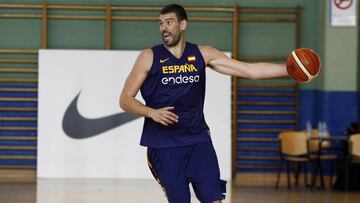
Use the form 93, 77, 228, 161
199, 45, 288, 79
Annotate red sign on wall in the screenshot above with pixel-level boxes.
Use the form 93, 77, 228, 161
334, 0, 353, 10
331, 0, 357, 26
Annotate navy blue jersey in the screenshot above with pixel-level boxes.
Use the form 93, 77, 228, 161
140, 42, 211, 148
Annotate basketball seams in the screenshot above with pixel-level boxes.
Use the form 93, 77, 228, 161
291, 51, 314, 82
287, 56, 308, 82
286, 48, 320, 83
296, 49, 310, 67
306, 49, 321, 76
302, 49, 319, 75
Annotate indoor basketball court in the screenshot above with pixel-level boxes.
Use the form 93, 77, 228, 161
0, 1, 360, 203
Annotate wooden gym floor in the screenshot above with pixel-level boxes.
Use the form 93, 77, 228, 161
1, 178, 360, 203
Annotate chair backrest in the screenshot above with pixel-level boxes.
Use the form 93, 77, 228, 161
309, 129, 331, 152
309, 129, 319, 152
347, 122, 360, 135
350, 134, 360, 157
279, 131, 308, 156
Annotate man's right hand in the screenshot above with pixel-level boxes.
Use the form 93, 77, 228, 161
148, 107, 179, 126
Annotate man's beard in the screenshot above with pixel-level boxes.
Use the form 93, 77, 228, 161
162, 31, 181, 47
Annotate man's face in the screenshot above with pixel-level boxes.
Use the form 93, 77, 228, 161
159, 13, 186, 47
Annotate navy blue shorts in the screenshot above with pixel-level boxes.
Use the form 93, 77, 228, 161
147, 142, 226, 203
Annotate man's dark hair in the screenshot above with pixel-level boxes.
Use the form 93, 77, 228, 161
160, 4, 188, 21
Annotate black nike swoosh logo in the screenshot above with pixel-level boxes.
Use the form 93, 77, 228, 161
62, 92, 140, 139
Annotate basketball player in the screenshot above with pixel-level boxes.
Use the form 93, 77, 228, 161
120, 4, 288, 203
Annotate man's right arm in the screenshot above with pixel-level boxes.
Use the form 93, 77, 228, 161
119, 49, 153, 117
119, 49, 178, 126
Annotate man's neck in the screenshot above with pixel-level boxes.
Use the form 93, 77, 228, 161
165, 38, 186, 59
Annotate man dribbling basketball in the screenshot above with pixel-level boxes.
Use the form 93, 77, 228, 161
119, 4, 317, 203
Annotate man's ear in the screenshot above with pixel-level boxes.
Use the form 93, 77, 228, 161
180, 20, 187, 31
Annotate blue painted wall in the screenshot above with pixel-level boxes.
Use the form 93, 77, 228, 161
300, 90, 359, 136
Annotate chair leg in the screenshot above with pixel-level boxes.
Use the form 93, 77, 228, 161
286, 161, 291, 190
304, 163, 309, 187
311, 160, 318, 190
345, 159, 350, 192
329, 160, 334, 188
295, 163, 303, 187
275, 160, 283, 190
295, 163, 300, 187
319, 159, 325, 190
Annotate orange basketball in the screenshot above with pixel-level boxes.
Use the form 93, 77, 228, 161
286, 48, 321, 83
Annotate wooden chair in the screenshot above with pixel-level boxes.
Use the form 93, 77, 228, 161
275, 131, 313, 190
345, 134, 360, 191
309, 129, 337, 189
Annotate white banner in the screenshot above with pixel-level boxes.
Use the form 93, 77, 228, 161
37, 50, 231, 180
330, 0, 357, 26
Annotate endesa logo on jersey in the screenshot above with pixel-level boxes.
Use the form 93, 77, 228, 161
161, 63, 200, 85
